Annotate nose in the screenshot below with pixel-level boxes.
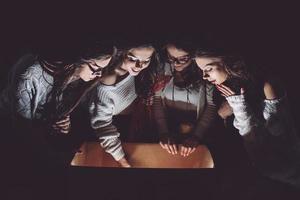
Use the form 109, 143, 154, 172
135, 61, 143, 68
173, 62, 181, 68
202, 72, 209, 80
93, 71, 102, 77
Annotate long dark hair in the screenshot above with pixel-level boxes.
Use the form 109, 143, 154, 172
195, 48, 266, 113
39, 42, 117, 122
116, 38, 160, 99
161, 39, 203, 90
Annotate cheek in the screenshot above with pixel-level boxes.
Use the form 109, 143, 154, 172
215, 70, 228, 82
142, 62, 150, 69
123, 61, 135, 70
179, 63, 190, 69
78, 67, 87, 77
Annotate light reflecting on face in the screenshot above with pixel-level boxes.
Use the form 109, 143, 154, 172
121, 47, 154, 76
79, 56, 112, 82
166, 45, 192, 72
195, 57, 228, 85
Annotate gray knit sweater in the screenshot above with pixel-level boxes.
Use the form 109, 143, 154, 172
0, 55, 53, 120
89, 74, 137, 161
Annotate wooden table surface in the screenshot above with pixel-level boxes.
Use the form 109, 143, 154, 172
71, 142, 214, 168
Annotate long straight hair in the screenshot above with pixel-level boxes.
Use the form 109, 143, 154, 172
117, 42, 160, 99
39, 43, 117, 122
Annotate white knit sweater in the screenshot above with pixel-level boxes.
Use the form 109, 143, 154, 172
89, 74, 137, 161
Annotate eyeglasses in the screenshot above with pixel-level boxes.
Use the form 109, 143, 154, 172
87, 63, 103, 76
125, 54, 151, 68
167, 54, 191, 65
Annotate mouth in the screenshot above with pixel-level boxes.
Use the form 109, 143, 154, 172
132, 69, 141, 73
209, 80, 216, 84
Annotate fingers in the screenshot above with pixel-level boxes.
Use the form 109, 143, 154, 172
52, 122, 71, 134
180, 146, 194, 157
180, 146, 186, 156
190, 148, 196, 154
160, 142, 172, 154
59, 129, 70, 134
160, 136, 178, 155
55, 116, 70, 125
241, 88, 245, 94
118, 158, 131, 167
167, 144, 178, 155
159, 141, 166, 149
216, 84, 235, 97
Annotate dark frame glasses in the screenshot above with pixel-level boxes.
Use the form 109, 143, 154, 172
167, 54, 192, 65
87, 63, 103, 76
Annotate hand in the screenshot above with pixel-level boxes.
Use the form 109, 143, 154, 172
159, 134, 178, 155
180, 135, 199, 157
117, 157, 131, 168
218, 101, 233, 119
216, 84, 245, 98
52, 115, 71, 134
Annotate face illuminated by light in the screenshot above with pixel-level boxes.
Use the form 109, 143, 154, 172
194, 57, 228, 85
120, 46, 155, 76
166, 45, 192, 72
78, 56, 112, 82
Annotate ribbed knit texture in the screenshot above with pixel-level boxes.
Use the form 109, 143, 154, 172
89, 74, 137, 160
0, 55, 53, 120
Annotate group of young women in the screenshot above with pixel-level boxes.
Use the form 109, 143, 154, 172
1, 35, 300, 189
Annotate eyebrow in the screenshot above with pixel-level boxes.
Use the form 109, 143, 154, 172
128, 52, 152, 60
205, 61, 221, 67
87, 62, 102, 71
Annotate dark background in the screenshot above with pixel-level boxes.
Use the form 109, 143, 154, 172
1, 2, 300, 200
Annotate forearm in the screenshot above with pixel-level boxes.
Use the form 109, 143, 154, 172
226, 95, 258, 136
152, 95, 169, 135
263, 96, 296, 137
193, 103, 217, 139
94, 124, 125, 161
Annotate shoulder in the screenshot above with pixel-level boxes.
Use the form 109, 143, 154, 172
263, 80, 285, 100
94, 84, 115, 101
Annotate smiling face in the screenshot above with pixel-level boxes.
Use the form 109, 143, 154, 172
78, 56, 112, 81
195, 57, 228, 85
120, 46, 155, 76
166, 45, 192, 72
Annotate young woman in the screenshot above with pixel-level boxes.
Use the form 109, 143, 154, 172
88, 39, 158, 167
0, 41, 116, 167
194, 48, 300, 188
152, 40, 217, 157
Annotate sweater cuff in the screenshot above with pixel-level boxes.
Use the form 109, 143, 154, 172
226, 94, 246, 104
226, 94, 247, 112
110, 147, 125, 161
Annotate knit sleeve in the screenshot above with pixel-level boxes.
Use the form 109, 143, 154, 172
89, 89, 125, 161
15, 77, 38, 120
193, 84, 217, 139
226, 94, 259, 136
152, 89, 170, 136
263, 96, 295, 137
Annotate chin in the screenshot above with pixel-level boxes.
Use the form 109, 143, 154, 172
81, 77, 89, 82
174, 67, 185, 72
129, 71, 140, 76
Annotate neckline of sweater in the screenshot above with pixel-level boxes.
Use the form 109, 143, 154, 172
100, 74, 133, 88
